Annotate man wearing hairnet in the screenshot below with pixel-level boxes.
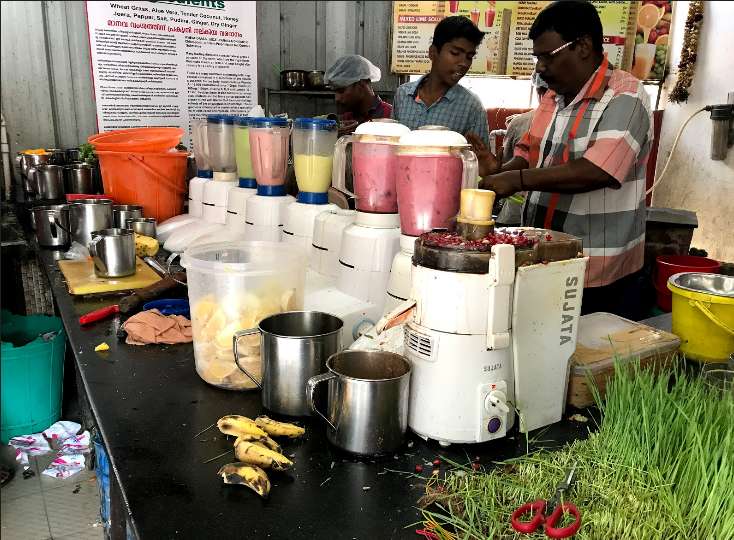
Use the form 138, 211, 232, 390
325, 55, 393, 136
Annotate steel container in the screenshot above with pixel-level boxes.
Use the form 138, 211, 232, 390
35, 164, 66, 200
113, 204, 143, 228
33, 204, 70, 248
20, 153, 51, 178
63, 163, 95, 194
235, 311, 343, 416
126, 217, 157, 238
307, 350, 411, 455
67, 198, 113, 247
88, 228, 136, 278
65, 148, 81, 163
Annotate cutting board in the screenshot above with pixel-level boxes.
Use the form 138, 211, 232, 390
58, 257, 162, 295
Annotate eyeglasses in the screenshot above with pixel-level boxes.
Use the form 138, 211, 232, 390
532, 40, 577, 65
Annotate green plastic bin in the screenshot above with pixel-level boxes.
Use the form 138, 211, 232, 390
1, 310, 66, 443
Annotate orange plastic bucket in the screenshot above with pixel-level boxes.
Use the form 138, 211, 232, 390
96, 150, 188, 222
89, 128, 183, 153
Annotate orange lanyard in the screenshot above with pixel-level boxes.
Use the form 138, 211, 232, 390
543, 56, 609, 229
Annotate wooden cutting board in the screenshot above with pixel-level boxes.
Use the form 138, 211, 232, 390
58, 257, 161, 295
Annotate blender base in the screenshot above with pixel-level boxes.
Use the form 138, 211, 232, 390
282, 201, 338, 254
244, 194, 296, 242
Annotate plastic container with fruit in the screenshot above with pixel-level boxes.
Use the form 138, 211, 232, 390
181, 241, 306, 390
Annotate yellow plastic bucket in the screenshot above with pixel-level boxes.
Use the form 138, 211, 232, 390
667, 272, 734, 363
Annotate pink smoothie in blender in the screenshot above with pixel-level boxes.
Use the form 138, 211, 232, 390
249, 117, 289, 187
396, 128, 478, 237
352, 143, 400, 213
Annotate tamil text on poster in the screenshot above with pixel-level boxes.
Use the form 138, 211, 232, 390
86, 0, 257, 147
391, 1, 634, 77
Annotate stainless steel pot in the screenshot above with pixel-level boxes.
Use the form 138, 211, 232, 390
65, 148, 81, 163
126, 217, 157, 238
89, 228, 136, 278
33, 204, 70, 248
47, 148, 66, 165
113, 204, 143, 228
307, 70, 325, 89
281, 70, 307, 90
20, 153, 51, 178
307, 350, 411, 455
234, 311, 343, 416
35, 164, 65, 200
65, 198, 113, 247
64, 163, 95, 194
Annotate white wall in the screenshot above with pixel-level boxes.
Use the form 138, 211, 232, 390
652, 1, 734, 262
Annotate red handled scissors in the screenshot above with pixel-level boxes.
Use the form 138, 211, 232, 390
511, 465, 581, 538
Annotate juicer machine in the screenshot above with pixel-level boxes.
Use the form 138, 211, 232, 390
363, 190, 588, 445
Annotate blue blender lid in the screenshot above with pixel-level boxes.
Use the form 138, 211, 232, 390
294, 118, 337, 131
249, 117, 289, 128
207, 114, 235, 124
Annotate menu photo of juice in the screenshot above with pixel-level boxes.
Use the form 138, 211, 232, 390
631, 0, 671, 81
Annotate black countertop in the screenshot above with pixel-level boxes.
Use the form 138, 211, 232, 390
38, 249, 597, 540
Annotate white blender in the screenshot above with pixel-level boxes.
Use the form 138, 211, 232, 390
157, 119, 212, 243
385, 126, 478, 310
304, 119, 409, 342
245, 117, 295, 241
164, 115, 239, 252
282, 118, 339, 251
375, 190, 588, 445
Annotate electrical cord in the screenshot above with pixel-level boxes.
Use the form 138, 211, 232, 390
646, 105, 710, 196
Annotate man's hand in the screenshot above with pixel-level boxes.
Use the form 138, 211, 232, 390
479, 170, 522, 198
466, 132, 501, 178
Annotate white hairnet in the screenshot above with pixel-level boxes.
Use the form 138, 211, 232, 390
325, 55, 381, 88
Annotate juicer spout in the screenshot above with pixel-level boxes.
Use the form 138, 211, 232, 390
455, 188, 496, 240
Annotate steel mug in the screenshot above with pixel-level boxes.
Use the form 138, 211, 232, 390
47, 148, 66, 165
113, 205, 143, 228
35, 164, 66, 200
65, 148, 81, 163
33, 205, 70, 248
64, 198, 114, 247
63, 163, 95, 194
20, 152, 50, 179
126, 217, 157, 238
307, 350, 411, 455
88, 228, 136, 278
234, 311, 343, 416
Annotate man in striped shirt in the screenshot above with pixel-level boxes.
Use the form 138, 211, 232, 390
468, 1, 653, 319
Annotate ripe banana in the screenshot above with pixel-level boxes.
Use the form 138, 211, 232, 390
255, 415, 306, 439
217, 462, 270, 498
217, 415, 267, 438
234, 439, 293, 471
234, 434, 282, 454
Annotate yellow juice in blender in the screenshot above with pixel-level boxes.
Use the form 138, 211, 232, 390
293, 118, 337, 196
234, 117, 255, 187
294, 154, 333, 192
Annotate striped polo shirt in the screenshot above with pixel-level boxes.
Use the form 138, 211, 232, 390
515, 59, 653, 288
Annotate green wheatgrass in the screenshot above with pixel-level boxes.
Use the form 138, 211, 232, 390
419, 359, 734, 540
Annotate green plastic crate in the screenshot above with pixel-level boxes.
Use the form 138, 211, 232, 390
1, 310, 66, 443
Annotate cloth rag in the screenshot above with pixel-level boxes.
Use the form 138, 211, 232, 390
123, 309, 192, 345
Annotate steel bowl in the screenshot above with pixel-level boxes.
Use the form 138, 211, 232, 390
668, 272, 734, 298
307, 70, 325, 89
281, 70, 308, 90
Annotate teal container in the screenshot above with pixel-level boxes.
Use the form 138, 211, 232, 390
1, 310, 66, 443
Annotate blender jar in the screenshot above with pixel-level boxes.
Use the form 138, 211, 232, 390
191, 119, 212, 178
332, 119, 410, 213
233, 117, 256, 188
396, 127, 478, 236
293, 118, 337, 204
182, 241, 306, 390
206, 114, 237, 179
248, 117, 290, 196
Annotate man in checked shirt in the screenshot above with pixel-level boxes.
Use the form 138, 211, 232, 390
468, 0, 653, 320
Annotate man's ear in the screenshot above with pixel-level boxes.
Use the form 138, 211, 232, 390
576, 35, 594, 60
428, 44, 438, 62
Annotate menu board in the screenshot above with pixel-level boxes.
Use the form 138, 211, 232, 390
391, 1, 635, 77
86, 1, 257, 147
629, 0, 673, 81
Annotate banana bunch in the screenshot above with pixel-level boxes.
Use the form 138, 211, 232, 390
216, 414, 305, 498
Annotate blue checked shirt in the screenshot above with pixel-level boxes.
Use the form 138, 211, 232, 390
392, 76, 490, 146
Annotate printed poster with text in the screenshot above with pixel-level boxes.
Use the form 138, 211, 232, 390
391, 1, 633, 77
86, 0, 257, 147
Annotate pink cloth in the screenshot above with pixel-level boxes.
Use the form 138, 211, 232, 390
123, 309, 192, 345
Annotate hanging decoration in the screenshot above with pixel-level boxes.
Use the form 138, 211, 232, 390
669, 1, 704, 103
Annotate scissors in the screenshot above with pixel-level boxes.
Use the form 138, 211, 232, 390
510, 465, 582, 538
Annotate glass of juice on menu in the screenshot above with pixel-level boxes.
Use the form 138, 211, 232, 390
631, 43, 656, 80
449, 0, 459, 14
485, 1, 496, 28
470, 7, 480, 25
